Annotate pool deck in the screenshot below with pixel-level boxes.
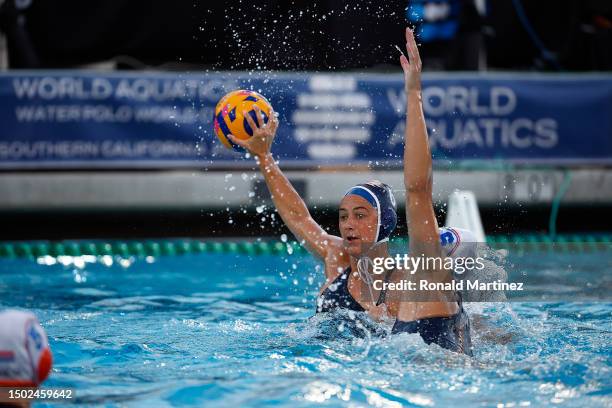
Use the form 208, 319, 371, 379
1, 168, 611, 211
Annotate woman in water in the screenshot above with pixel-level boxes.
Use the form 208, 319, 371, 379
228, 28, 472, 355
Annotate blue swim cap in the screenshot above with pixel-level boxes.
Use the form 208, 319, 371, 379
344, 181, 398, 243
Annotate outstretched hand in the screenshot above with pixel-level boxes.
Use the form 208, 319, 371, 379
227, 105, 279, 158
399, 27, 422, 93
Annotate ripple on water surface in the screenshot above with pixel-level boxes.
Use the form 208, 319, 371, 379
0, 251, 610, 407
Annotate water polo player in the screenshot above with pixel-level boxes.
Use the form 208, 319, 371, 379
228, 28, 472, 355
0, 309, 53, 407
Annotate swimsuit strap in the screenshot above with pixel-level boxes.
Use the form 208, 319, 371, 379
340, 266, 351, 284
342, 266, 387, 308
348, 265, 393, 306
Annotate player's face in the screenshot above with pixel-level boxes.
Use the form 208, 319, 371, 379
339, 195, 378, 256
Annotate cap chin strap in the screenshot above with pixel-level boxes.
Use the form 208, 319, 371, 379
356, 257, 376, 304
355, 238, 389, 303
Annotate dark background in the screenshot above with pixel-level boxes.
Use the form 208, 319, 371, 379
1, 0, 610, 240
2, 205, 609, 241
1, 0, 611, 71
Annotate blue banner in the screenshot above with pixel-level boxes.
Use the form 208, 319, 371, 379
0, 71, 611, 168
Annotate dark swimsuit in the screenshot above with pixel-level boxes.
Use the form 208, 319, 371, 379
316, 268, 366, 313
392, 294, 473, 356
316, 267, 473, 355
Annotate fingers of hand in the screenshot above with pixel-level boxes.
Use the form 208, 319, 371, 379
227, 134, 246, 148
243, 110, 258, 132
252, 105, 264, 127
405, 28, 422, 69
405, 26, 413, 42
400, 54, 410, 72
269, 110, 279, 132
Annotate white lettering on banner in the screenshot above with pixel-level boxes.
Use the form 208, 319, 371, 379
297, 93, 371, 109
0, 141, 199, 160
115, 79, 192, 101
13, 78, 38, 99
0, 141, 100, 159
388, 118, 558, 150
490, 87, 516, 115
386, 85, 558, 151
427, 118, 558, 149
13, 77, 112, 100
14, 105, 209, 125
298, 77, 374, 160
294, 127, 370, 142
100, 141, 197, 158
307, 144, 356, 159
509, 119, 534, 148
133, 106, 198, 124
422, 86, 517, 116
114, 78, 213, 102
309, 76, 356, 92
118, 77, 236, 101
292, 110, 375, 125
534, 119, 558, 148
386, 86, 517, 117
15, 105, 133, 123
461, 119, 484, 147
12, 77, 238, 102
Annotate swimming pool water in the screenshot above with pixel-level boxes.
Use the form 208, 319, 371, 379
0, 243, 610, 407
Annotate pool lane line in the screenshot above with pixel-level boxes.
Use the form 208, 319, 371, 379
0, 234, 611, 260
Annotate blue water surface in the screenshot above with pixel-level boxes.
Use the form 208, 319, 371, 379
0, 243, 610, 407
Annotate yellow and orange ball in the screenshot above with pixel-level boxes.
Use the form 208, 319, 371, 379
213, 89, 272, 150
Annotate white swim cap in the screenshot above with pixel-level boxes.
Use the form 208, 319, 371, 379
0, 309, 52, 387
439, 227, 478, 258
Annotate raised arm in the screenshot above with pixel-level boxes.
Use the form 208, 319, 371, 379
228, 107, 338, 260
398, 28, 458, 321
400, 28, 441, 258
